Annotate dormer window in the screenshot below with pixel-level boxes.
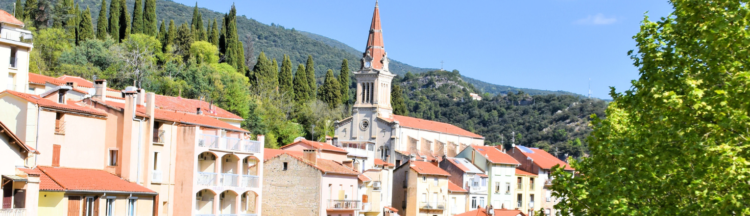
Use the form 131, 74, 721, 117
58, 92, 64, 104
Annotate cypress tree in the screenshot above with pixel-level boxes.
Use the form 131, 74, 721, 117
157, 20, 166, 47
222, 4, 245, 71
305, 55, 316, 99
167, 20, 176, 46
319, 69, 342, 108
338, 59, 351, 105
270, 58, 279, 91
392, 84, 408, 115
293, 64, 310, 102
14, 0, 24, 20
209, 18, 219, 46
52, 0, 73, 28
175, 23, 193, 59
142, 0, 157, 36
131, 0, 143, 34
77, 7, 94, 42
108, 0, 120, 41
278, 55, 294, 97
191, 3, 205, 41
118, 0, 130, 41
24, 0, 37, 23
96, 0, 107, 39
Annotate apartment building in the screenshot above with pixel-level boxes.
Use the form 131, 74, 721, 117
456, 146, 520, 210
447, 182, 467, 216
513, 169, 540, 215
262, 149, 360, 216
439, 157, 488, 211
0, 120, 40, 216
392, 160, 451, 216
360, 159, 397, 216
454, 206, 527, 216
0, 10, 32, 93
508, 145, 574, 216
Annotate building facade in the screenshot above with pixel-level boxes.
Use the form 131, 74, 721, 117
455, 146, 520, 210
0, 10, 32, 93
392, 160, 451, 216
507, 145, 574, 216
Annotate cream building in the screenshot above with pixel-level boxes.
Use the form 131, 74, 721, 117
513, 169, 541, 215
0, 120, 40, 216
392, 160, 451, 216
456, 145, 521, 210
0, 10, 32, 93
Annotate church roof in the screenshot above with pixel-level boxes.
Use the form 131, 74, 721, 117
365, 1, 386, 70
391, 115, 484, 139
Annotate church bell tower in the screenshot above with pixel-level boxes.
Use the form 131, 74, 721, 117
353, 0, 395, 119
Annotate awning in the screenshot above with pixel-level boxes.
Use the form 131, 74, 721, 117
2, 175, 27, 182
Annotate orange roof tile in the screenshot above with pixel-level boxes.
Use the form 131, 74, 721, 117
392, 115, 483, 139
56, 75, 118, 92
264, 148, 303, 161
20, 168, 64, 191
358, 174, 371, 182
515, 168, 537, 176
448, 181, 467, 193
364, 2, 386, 70
0, 10, 23, 26
37, 166, 155, 194
266, 152, 359, 175
517, 146, 574, 171
154, 95, 242, 120
473, 146, 520, 165
0, 120, 37, 153
1, 90, 107, 117
408, 161, 450, 176
454, 207, 527, 216
28, 73, 61, 85
280, 139, 348, 154
374, 158, 394, 167
153, 109, 248, 132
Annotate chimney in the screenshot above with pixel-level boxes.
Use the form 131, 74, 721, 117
123, 90, 138, 119
136, 89, 145, 106
257, 135, 265, 147
353, 160, 361, 171
146, 92, 155, 117
94, 80, 107, 101
343, 161, 353, 169
197, 107, 203, 115
303, 149, 317, 165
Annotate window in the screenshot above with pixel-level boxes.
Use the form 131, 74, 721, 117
530, 194, 535, 208
85, 197, 95, 216
421, 193, 426, 201
517, 194, 523, 208
506, 182, 511, 194
108, 150, 118, 166
432, 193, 437, 204
423, 176, 426, 182
517, 177, 523, 190
153, 152, 159, 170
28, 87, 34, 94
153, 122, 164, 143
58, 92, 65, 103
546, 190, 551, 202
529, 178, 535, 190
105, 197, 115, 216
433, 177, 438, 186
127, 198, 137, 216
283, 162, 288, 171
480, 197, 485, 208
471, 196, 477, 209
55, 113, 65, 134
395, 160, 401, 167
482, 178, 487, 187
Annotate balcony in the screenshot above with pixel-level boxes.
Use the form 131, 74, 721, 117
241, 140, 262, 154
373, 181, 382, 191
420, 202, 445, 210
224, 137, 241, 151
545, 179, 553, 187
197, 134, 262, 154
0, 208, 25, 216
334, 142, 371, 157
153, 130, 166, 144
240, 175, 259, 188
197, 172, 218, 186
151, 170, 163, 183
221, 173, 240, 187
199, 134, 219, 148
327, 200, 360, 210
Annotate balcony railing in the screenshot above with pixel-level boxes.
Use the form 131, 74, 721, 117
518, 183, 523, 190
153, 130, 165, 143
224, 137, 241, 151
327, 200, 360, 210
545, 179, 553, 187
420, 201, 445, 210
151, 170, 163, 183
517, 201, 522, 208
529, 201, 534, 208
242, 140, 262, 154
241, 175, 259, 188
0, 208, 25, 216
221, 173, 240, 187
197, 172, 217, 186
199, 134, 219, 148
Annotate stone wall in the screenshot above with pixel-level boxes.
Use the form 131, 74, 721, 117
262, 154, 322, 216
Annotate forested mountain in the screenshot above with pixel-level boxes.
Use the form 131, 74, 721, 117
0, 0, 584, 96
394, 70, 607, 159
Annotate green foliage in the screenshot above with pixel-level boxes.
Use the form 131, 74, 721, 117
130, 0, 142, 34
142, 0, 156, 36
117, 0, 129, 41
338, 59, 350, 105
157, 19, 165, 47
278, 54, 294, 98
166, 19, 175, 46
33, 28, 74, 75
221, 4, 245, 71
305, 55, 316, 99
293, 64, 310, 102
208, 18, 218, 46
318, 69, 341, 109
77, 7, 94, 42
174, 22, 192, 59
108, 0, 119, 40
189, 41, 218, 64
23, 0, 36, 24
14, 0, 23, 20
95, 0, 107, 39
553, 1, 750, 215
391, 83, 407, 115
190, 2, 205, 41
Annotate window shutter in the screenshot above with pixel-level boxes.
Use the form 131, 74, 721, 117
93, 196, 99, 216
53, 145, 61, 167
362, 195, 368, 203
67, 196, 81, 216
82, 198, 88, 216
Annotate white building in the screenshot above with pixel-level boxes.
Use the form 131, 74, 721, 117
0, 10, 33, 93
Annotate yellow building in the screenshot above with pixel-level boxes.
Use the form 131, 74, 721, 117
514, 169, 542, 215
392, 160, 452, 216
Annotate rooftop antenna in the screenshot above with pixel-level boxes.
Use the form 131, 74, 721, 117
588, 78, 591, 98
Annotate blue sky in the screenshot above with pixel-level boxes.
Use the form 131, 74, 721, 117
174, 0, 674, 99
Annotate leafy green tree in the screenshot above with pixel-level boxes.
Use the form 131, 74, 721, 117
77, 7, 94, 42
52, 0, 73, 28
391, 83, 407, 115
33, 28, 74, 75
553, 1, 750, 215
338, 59, 351, 105
293, 64, 310, 102
142, 0, 157, 36
118, 0, 130, 41
14, 0, 24, 20
190, 41, 218, 64
278, 54, 294, 97
108, 0, 120, 40
318, 69, 341, 108
24, 0, 37, 24
131, 0, 143, 34
96, 0, 107, 39
117, 33, 162, 88
305, 55, 316, 99
208, 18, 219, 46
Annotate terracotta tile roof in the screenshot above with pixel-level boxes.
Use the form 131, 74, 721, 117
515, 168, 537, 176
280, 139, 347, 154
0, 10, 23, 26
1, 90, 108, 117
408, 161, 450, 176
374, 159, 394, 167
153, 109, 248, 132
358, 174, 371, 182
391, 115, 483, 139
473, 146, 520, 165
396, 150, 436, 161
37, 166, 155, 194
0, 120, 37, 153
263, 148, 302, 161
56, 75, 118, 92
154, 95, 242, 120
454, 207, 527, 216
96, 100, 149, 117
365, 3, 385, 70
516, 146, 574, 171
28, 73, 61, 85
24, 168, 64, 191
448, 181, 467, 193
266, 152, 359, 175
477, 173, 488, 177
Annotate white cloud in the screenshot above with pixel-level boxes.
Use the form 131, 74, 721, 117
575, 13, 617, 25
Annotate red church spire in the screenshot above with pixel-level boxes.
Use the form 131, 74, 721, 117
365, 0, 386, 70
